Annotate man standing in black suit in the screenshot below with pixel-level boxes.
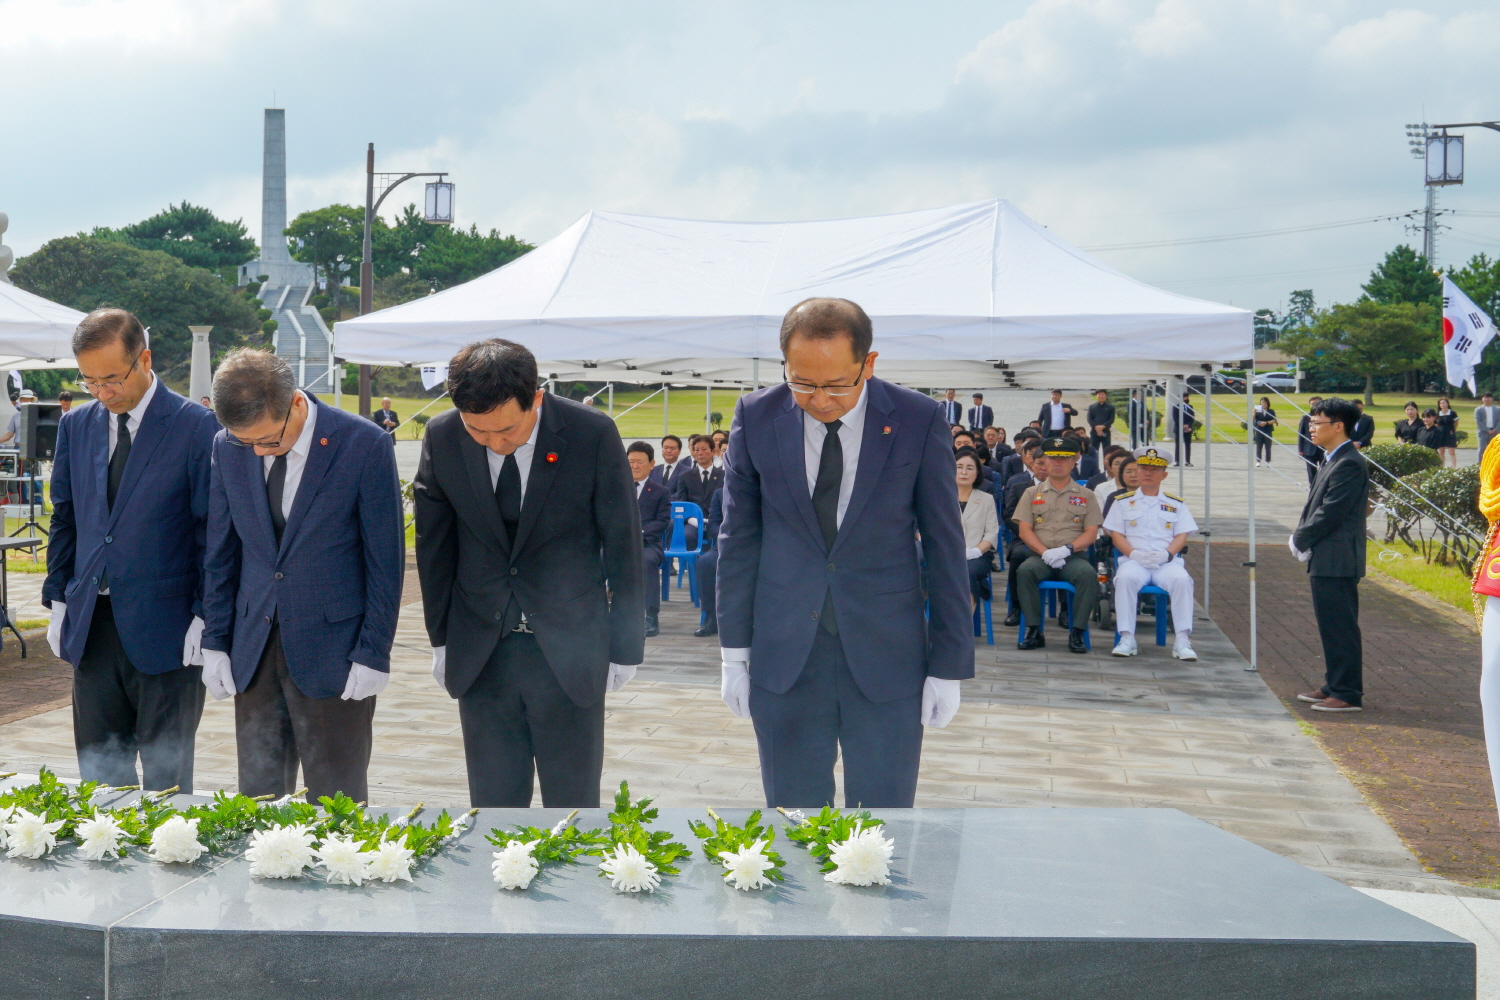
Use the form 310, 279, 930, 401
372, 397, 399, 433
628, 441, 670, 638
1296, 396, 1323, 485
414, 339, 644, 808
939, 389, 963, 426
1350, 399, 1375, 450
1290, 398, 1369, 714
967, 393, 994, 433
1037, 389, 1077, 434
1086, 389, 1114, 457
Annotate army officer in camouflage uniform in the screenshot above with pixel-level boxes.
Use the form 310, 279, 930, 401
1014, 438, 1103, 653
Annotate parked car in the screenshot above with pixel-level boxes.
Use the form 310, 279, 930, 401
1186, 373, 1246, 394
1252, 372, 1298, 391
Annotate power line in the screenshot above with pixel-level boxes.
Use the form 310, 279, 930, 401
1080, 213, 1414, 252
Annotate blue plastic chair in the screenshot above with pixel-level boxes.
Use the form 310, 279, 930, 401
972, 599, 994, 645
1017, 580, 1090, 650
1109, 554, 1170, 647
661, 501, 707, 606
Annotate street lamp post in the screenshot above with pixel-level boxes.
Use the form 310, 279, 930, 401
357, 142, 453, 417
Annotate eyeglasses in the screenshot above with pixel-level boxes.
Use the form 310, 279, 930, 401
783, 363, 865, 396
1306, 419, 1334, 429
80, 352, 143, 395
226, 406, 292, 449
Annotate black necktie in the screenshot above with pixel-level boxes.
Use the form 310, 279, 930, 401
496, 452, 521, 545
266, 453, 287, 544
107, 412, 131, 509
812, 419, 843, 635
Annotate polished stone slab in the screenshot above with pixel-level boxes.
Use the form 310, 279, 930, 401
0, 800, 1474, 1000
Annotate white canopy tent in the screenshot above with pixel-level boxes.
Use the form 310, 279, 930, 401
334, 199, 1252, 387
0, 281, 85, 368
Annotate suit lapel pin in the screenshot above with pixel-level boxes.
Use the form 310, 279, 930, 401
546, 452, 558, 463
320, 438, 328, 446
883, 426, 891, 435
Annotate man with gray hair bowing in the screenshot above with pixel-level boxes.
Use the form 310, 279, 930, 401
716, 298, 973, 809
200, 349, 404, 803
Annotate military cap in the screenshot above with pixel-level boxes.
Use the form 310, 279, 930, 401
1042, 437, 1080, 457
1134, 446, 1170, 467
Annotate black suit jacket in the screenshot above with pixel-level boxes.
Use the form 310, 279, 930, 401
1037, 401, 1077, 431
672, 462, 724, 510
939, 399, 963, 426
1352, 414, 1375, 450
967, 404, 993, 431
636, 478, 670, 556
650, 456, 692, 487
413, 397, 645, 705
1086, 401, 1115, 435
1296, 414, 1320, 459
372, 408, 399, 429
1293, 443, 1368, 579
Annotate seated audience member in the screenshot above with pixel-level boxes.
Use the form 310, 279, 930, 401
671, 433, 723, 549
1088, 447, 1127, 491
1014, 438, 1103, 653
628, 441, 671, 637
652, 433, 691, 487
710, 429, 729, 467
1064, 428, 1099, 479
956, 448, 1000, 608
1104, 446, 1199, 661
1394, 401, 1421, 444
1415, 408, 1445, 450
1101, 456, 1140, 518
1001, 439, 1048, 627
985, 425, 1013, 463
951, 424, 966, 439
692, 487, 724, 638
1000, 429, 1041, 481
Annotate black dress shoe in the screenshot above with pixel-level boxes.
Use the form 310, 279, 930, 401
1067, 628, 1089, 654
694, 620, 717, 638
644, 614, 659, 638
1018, 626, 1045, 650
1003, 608, 1021, 627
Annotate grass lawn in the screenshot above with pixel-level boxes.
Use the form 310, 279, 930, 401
1367, 539, 1476, 616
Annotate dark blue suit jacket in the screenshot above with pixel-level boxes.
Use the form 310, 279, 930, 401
939, 399, 963, 426
649, 457, 692, 487
45, 381, 219, 673
717, 378, 973, 703
201, 396, 404, 698
705, 487, 723, 545
637, 477, 670, 556
967, 404, 993, 431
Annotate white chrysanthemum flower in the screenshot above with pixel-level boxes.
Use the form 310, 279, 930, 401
148, 816, 207, 864
314, 835, 371, 886
245, 823, 316, 879
824, 824, 894, 887
5, 808, 65, 859
76, 812, 127, 861
599, 843, 660, 893
367, 840, 415, 883
718, 842, 775, 891
491, 840, 540, 890
0, 805, 15, 851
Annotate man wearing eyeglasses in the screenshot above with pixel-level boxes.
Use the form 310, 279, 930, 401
197, 350, 403, 803
716, 298, 973, 809
44, 308, 220, 791
1290, 398, 1370, 713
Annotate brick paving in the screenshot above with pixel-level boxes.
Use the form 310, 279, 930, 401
1190, 542, 1500, 885
0, 629, 69, 727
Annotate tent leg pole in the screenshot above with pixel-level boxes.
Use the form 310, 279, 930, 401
706, 385, 711, 434
607, 383, 613, 418
1204, 375, 1212, 615
663, 383, 669, 436
752, 357, 759, 390
1246, 354, 1257, 672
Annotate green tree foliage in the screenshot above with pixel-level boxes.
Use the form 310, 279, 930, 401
89, 202, 257, 271
286, 204, 364, 292
1274, 299, 1434, 404
376, 204, 533, 291
1363, 245, 1442, 306
10, 237, 263, 381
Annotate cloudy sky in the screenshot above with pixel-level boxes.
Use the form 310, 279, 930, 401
5, 0, 1499, 313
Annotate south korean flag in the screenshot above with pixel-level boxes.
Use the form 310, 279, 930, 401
1443, 275, 1496, 394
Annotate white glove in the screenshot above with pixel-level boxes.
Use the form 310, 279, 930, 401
965, 547, 983, 561
341, 663, 389, 701
1132, 549, 1163, 571
431, 646, 447, 689
46, 602, 65, 659
607, 662, 637, 692
720, 656, 751, 719
921, 677, 961, 728
182, 615, 205, 666
1042, 546, 1071, 569
1288, 536, 1312, 563
202, 649, 236, 701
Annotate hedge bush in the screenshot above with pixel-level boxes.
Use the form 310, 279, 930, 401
1384, 463, 1483, 565
1363, 443, 1442, 492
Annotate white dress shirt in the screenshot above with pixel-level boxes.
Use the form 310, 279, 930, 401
261, 391, 318, 520
801, 381, 869, 529
1322, 438, 1353, 462
108, 372, 160, 458
1049, 401, 1065, 430
485, 400, 541, 496
635, 478, 646, 499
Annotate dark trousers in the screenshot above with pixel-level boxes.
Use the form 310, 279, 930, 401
73, 598, 204, 791
1175, 432, 1192, 465
967, 554, 993, 602
697, 548, 719, 622
643, 547, 662, 614
1302, 454, 1321, 485
1090, 432, 1110, 458
748, 628, 923, 809
1311, 575, 1362, 706
1016, 553, 1099, 625
458, 631, 605, 808
1004, 538, 1030, 611
1254, 431, 1272, 462
236, 625, 374, 803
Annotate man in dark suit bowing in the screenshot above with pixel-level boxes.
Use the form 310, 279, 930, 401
415, 339, 644, 808
199, 350, 404, 802
628, 441, 671, 638
1290, 397, 1370, 713
717, 298, 973, 809
45, 308, 220, 791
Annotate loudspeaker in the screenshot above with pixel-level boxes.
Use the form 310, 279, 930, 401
21, 403, 62, 462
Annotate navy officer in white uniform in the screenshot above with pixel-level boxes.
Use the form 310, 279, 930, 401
1102, 446, 1199, 661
